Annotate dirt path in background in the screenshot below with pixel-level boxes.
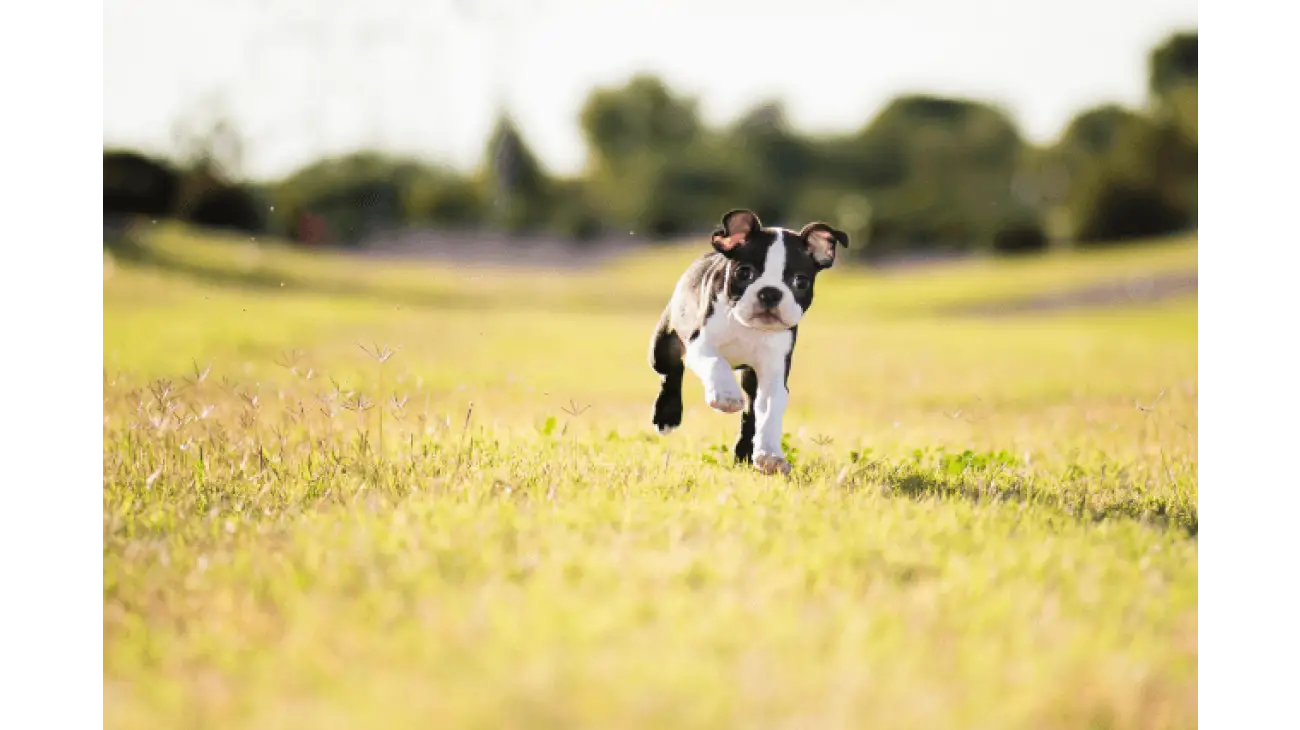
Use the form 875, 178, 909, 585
943, 270, 1198, 316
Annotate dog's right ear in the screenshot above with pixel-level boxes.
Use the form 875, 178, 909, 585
711, 209, 762, 255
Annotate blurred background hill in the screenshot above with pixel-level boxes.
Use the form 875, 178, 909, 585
104, 0, 1196, 266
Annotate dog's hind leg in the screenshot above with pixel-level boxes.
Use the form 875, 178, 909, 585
733, 366, 758, 463
649, 307, 685, 434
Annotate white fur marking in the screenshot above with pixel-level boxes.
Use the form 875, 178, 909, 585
684, 327, 746, 414
751, 342, 790, 470
732, 230, 803, 331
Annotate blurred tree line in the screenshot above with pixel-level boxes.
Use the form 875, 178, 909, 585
104, 30, 1196, 261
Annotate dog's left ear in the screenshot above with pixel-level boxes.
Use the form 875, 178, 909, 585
799, 222, 850, 268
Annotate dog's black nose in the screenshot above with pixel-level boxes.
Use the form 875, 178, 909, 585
756, 287, 783, 308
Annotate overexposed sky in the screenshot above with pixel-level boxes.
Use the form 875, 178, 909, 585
104, 0, 1198, 181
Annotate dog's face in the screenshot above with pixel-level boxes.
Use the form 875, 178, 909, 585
710, 209, 849, 331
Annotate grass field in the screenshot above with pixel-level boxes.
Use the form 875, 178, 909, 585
104, 225, 1198, 730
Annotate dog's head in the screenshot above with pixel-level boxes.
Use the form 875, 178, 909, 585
710, 209, 849, 331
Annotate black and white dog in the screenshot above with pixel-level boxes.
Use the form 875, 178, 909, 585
648, 209, 849, 475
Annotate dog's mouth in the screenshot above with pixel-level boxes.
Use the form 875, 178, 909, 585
739, 310, 790, 330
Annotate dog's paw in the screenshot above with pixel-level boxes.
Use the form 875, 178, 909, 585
707, 394, 745, 414
705, 383, 746, 414
754, 452, 791, 476
652, 413, 680, 435
652, 391, 683, 435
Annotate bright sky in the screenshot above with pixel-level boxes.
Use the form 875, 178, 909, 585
104, 0, 1198, 181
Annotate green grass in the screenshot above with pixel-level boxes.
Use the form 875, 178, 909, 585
104, 226, 1198, 730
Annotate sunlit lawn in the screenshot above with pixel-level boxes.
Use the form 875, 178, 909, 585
104, 225, 1197, 730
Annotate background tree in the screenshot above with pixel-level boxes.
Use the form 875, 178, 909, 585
1049, 30, 1197, 244
166, 99, 268, 235
1064, 114, 1195, 244
720, 101, 815, 226
481, 115, 555, 233
579, 75, 705, 233
271, 152, 444, 245
1148, 31, 1197, 106
579, 74, 701, 174
103, 150, 182, 219
847, 95, 1031, 258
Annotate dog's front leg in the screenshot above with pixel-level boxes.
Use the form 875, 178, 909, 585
684, 337, 745, 414
751, 360, 791, 476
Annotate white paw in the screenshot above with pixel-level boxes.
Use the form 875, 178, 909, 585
754, 452, 791, 476
656, 424, 677, 435
704, 374, 746, 413
706, 388, 746, 414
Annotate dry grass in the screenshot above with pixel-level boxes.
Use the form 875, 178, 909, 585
104, 226, 1197, 730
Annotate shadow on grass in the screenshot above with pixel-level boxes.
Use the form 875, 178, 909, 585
105, 233, 666, 317
850, 462, 1198, 539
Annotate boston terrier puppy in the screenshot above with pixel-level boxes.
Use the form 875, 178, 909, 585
648, 208, 849, 475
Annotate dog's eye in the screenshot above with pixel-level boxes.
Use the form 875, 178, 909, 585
734, 265, 756, 283
791, 274, 810, 290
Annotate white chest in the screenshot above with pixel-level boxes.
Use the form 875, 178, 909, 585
702, 301, 793, 371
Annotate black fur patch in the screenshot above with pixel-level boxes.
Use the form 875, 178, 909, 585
734, 366, 759, 463
784, 326, 797, 389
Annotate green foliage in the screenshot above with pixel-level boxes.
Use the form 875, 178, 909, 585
1159, 86, 1197, 145
1072, 178, 1189, 245
720, 101, 816, 224
1148, 31, 1197, 103
991, 215, 1049, 256
406, 174, 487, 228
271, 152, 469, 244
632, 140, 751, 238
579, 74, 701, 174
546, 179, 606, 241
103, 149, 182, 218
847, 95, 1028, 257
814, 133, 909, 192
483, 115, 556, 233
1039, 33, 1197, 245
185, 184, 268, 234
103, 148, 273, 237
1057, 104, 1144, 160
1054, 105, 1196, 245
931, 448, 1020, 475
576, 75, 709, 233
